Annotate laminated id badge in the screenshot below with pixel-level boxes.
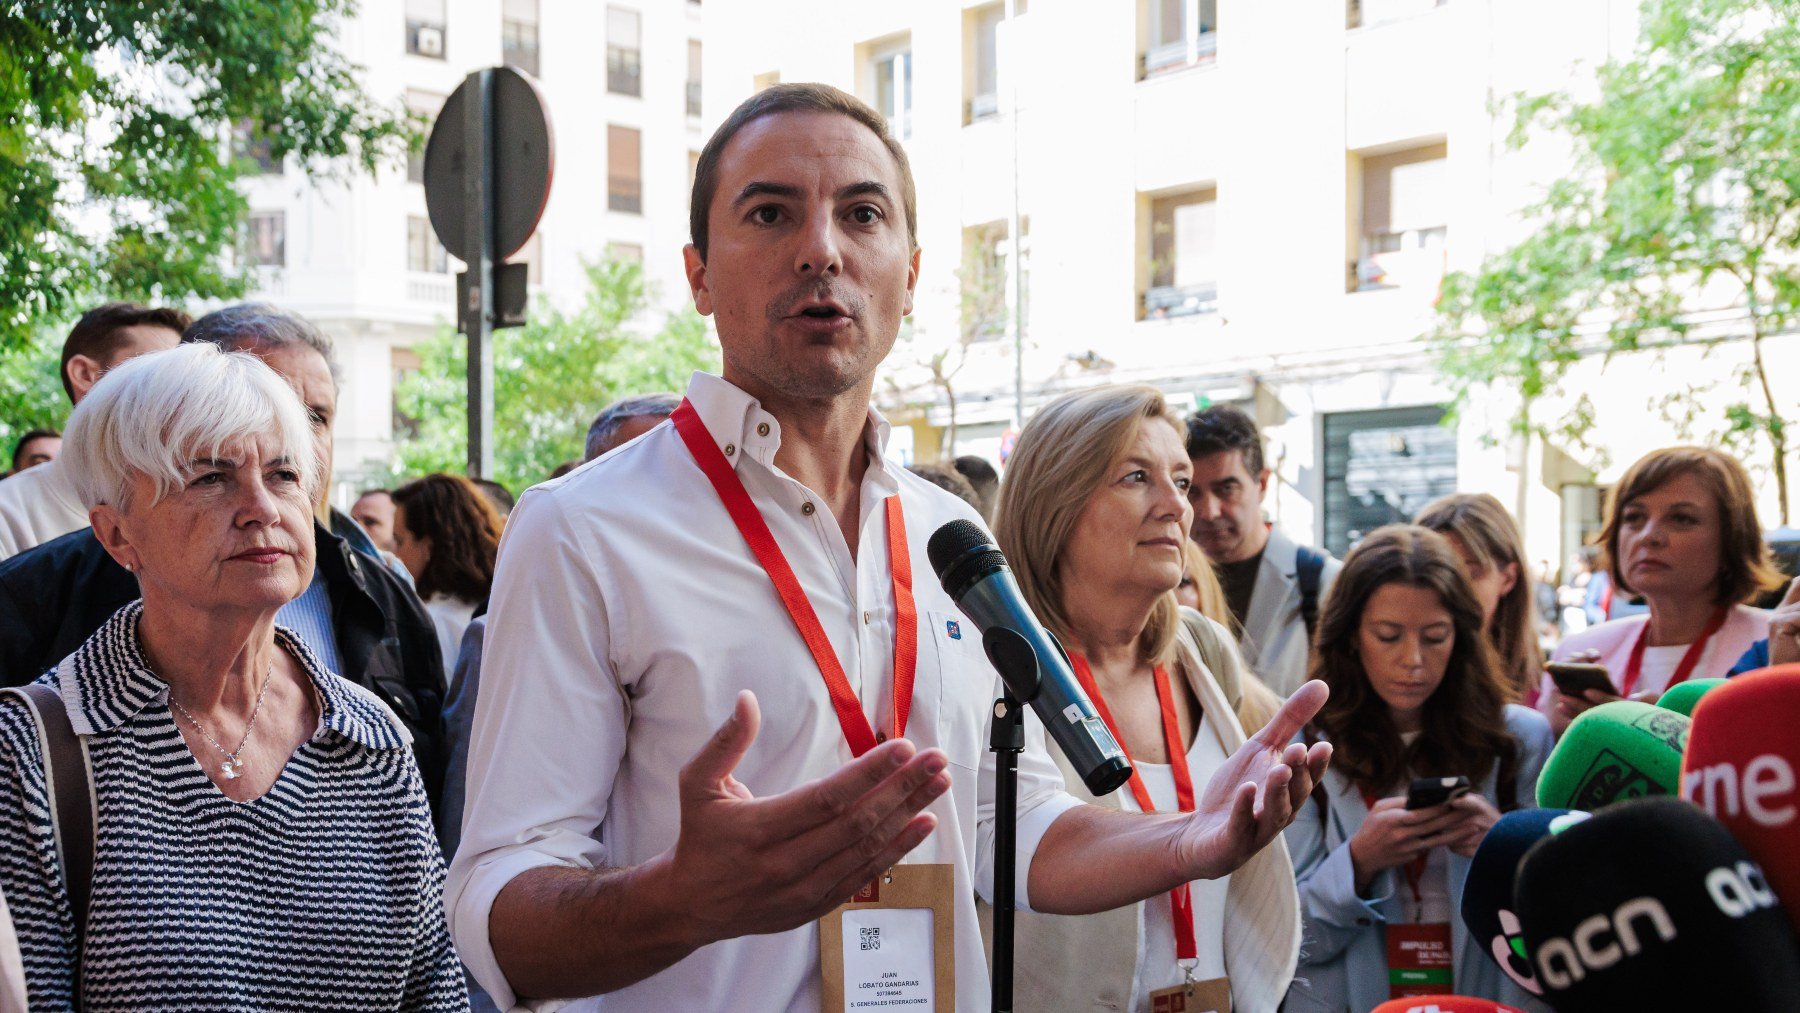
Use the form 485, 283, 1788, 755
819, 864, 956, 1012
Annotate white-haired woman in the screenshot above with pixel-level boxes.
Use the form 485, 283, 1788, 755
992, 384, 1307, 1012
0, 343, 465, 1010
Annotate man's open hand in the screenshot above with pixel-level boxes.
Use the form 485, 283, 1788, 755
660, 691, 953, 948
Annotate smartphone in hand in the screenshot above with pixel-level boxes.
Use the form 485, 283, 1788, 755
1545, 661, 1615, 699
1405, 776, 1472, 810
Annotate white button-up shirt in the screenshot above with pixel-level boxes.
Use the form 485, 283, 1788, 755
447, 372, 1081, 1012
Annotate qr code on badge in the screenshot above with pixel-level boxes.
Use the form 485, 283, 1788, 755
859, 927, 881, 951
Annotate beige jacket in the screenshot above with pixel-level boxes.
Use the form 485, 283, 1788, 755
982, 610, 1302, 1012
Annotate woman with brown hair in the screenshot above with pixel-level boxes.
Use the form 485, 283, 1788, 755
1541, 446, 1781, 735
1283, 525, 1552, 1012
392, 473, 506, 673
993, 384, 1316, 1012
1415, 492, 1544, 704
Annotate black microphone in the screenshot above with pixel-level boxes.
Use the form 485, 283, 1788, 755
1515, 796, 1800, 1011
927, 519, 1133, 796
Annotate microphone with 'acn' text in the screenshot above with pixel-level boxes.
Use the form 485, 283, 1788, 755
1514, 796, 1800, 1011
926, 520, 1132, 796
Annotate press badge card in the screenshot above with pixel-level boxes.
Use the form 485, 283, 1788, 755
819, 864, 955, 1012
1386, 922, 1454, 999
1148, 977, 1231, 1013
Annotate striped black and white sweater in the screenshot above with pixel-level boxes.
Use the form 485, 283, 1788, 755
0, 602, 468, 1011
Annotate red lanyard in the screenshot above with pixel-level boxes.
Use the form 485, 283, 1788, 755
1361, 789, 1430, 910
1620, 606, 1729, 697
671, 399, 918, 757
1070, 655, 1198, 962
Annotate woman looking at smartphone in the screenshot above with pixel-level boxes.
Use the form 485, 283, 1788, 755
1541, 446, 1780, 736
1283, 525, 1553, 1012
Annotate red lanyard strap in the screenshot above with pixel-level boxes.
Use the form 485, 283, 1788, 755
671, 399, 917, 757
1070, 655, 1198, 962
1621, 605, 1729, 697
1361, 788, 1430, 909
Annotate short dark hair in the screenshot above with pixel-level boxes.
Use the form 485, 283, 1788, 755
10, 428, 60, 472
952, 455, 1000, 521
1185, 403, 1265, 477
355, 488, 393, 503
471, 477, 515, 517
908, 463, 982, 512
60, 302, 192, 402
689, 83, 917, 261
181, 303, 342, 387
586, 392, 680, 462
392, 473, 505, 604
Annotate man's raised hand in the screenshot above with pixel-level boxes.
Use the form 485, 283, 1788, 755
660, 691, 952, 948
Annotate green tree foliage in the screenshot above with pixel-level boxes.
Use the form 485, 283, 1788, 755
392, 260, 718, 495
0, 332, 70, 453
1432, 0, 1800, 520
0, 1, 415, 351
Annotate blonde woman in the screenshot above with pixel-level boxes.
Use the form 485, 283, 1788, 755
991, 384, 1302, 1012
1415, 493, 1544, 704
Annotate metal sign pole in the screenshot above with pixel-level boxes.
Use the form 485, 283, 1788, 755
463, 68, 497, 479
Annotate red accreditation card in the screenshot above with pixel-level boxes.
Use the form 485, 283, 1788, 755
1386, 922, 1453, 999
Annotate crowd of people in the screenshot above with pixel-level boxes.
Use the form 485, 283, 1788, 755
0, 82, 1793, 1013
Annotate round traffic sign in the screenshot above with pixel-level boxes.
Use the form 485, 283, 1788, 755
423, 66, 555, 262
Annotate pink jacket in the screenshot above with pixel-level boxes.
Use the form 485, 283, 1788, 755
1536, 603, 1769, 711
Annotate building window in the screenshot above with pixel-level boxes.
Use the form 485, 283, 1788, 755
502, 0, 540, 76
687, 40, 703, 117
245, 211, 285, 267
753, 70, 781, 92
609, 125, 642, 214
607, 7, 642, 96
961, 222, 1011, 343
406, 90, 445, 184
1144, 188, 1218, 319
1142, 0, 1217, 79
859, 38, 912, 140
608, 241, 644, 265
967, 5, 1002, 124
406, 0, 447, 58
1322, 405, 1457, 557
1353, 142, 1447, 291
231, 120, 282, 176
408, 215, 449, 273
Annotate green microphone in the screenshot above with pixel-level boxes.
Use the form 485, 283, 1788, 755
1656, 677, 1726, 716
1537, 701, 1689, 811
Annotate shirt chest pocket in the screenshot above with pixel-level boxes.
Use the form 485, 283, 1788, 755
922, 608, 993, 771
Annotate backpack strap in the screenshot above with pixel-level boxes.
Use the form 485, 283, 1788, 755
3, 682, 95, 1010
1295, 545, 1326, 639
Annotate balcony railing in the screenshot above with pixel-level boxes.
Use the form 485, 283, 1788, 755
1140, 32, 1217, 79
1354, 226, 1446, 290
686, 80, 702, 118
1348, 0, 1445, 29
1142, 282, 1219, 320
609, 180, 642, 214
966, 92, 999, 124
607, 50, 642, 96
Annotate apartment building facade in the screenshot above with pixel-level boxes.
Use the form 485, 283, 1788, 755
240, 0, 706, 500
707, 0, 1800, 569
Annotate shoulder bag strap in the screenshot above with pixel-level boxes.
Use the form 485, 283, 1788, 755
3, 684, 95, 1010
1295, 545, 1325, 638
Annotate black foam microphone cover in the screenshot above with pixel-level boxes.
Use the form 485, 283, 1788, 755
1515, 797, 1800, 1011
1459, 807, 1588, 998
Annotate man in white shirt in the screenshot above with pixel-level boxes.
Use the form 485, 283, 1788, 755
447, 84, 1333, 1012
0, 302, 186, 560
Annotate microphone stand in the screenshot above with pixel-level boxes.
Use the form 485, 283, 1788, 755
983, 629, 1041, 1013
